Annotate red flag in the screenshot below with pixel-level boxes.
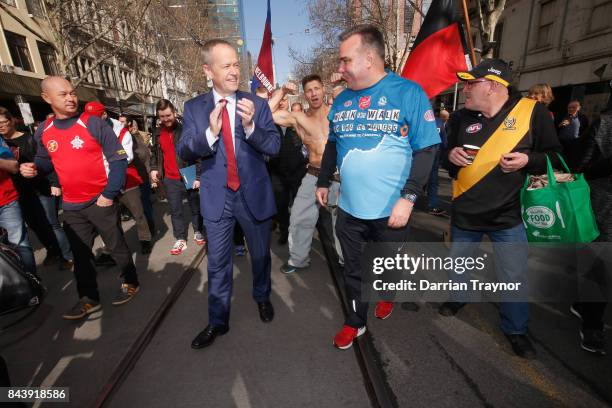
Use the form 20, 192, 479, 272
401, 0, 472, 98
251, 0, 275, 94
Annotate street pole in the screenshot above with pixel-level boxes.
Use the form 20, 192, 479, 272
453, 83, 458, 111
461, 0, 477, 66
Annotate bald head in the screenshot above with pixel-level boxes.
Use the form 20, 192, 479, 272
41, 76, 78, 119
41, 76, 71, 93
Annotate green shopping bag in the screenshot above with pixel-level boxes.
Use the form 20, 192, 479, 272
520, 154, 599, 243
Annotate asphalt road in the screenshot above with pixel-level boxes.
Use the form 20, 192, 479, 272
1, 172, 610, 408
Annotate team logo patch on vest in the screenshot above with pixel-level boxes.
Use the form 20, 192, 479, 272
378, 96, 387, 106
466, 123, 482, 133
71, 135, 85, 149
47, 140, 58, 152
359, 96, 371, 110
503, 117, 517, 130
344, 100, 352, 107
424, 109, 435, 122
400, 125, 409, 137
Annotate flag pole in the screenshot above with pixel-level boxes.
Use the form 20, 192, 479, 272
461, 0, 477, 66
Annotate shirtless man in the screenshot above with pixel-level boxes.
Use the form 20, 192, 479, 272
268, 74, 342, 274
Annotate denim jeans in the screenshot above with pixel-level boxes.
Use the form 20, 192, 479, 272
449, 223, 529, 334
163, 178, 203, 241
38, 194, 73, 261
0, 200, 36, 274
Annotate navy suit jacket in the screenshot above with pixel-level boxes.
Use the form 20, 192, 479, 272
178, 90, 280, 222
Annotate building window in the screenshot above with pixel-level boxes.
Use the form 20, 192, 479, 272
4, 31, 33, 71
25, 0, 44, 17
535, 0, 556, 48
37, 42, 59, 75
590, 0, 612, 32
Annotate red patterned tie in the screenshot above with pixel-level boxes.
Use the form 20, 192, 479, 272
220, 99, 240, 191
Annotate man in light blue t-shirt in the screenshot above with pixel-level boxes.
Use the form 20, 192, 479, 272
316, 24, 440, 350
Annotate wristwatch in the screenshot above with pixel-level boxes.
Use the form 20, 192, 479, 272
401, 193, 418, 203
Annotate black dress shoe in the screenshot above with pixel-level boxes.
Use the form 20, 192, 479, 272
258, 301, 274, 323
505, 334, 537, 359
191, 325, 229, 349
438, 302, 466, 316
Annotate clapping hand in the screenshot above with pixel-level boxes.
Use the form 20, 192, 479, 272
237, 98, 255, 129
210, 99, 227, 136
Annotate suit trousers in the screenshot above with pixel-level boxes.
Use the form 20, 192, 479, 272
204, 188, 272, 327
63, 203, 138, 301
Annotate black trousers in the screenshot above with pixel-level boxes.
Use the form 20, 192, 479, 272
19, 191, 60, 256
163, 178, 204, 241
63, 203, 138, 301
335, 208, 410, 328
270, 172, 304, 238
234, 223, 245, 246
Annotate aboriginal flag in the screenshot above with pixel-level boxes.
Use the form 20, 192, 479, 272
401, 0, 472, 98
250, 0, 275, 95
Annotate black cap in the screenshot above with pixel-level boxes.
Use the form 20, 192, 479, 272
457, 58, 512, 87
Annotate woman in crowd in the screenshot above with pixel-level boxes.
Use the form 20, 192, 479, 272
0, 107, 73, 269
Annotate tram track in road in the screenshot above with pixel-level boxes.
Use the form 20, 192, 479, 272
92, 245, 208, 408
317, 212, 398, 408
92, 214, 395, 408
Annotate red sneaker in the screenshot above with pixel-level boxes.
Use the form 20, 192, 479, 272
375, 301, 394, 320
333, 325, 366, 350
170, 240, 187, 255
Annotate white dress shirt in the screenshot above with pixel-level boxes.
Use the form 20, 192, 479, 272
205, 89, 255, 150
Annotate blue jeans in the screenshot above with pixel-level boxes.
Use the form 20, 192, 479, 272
427, 146, 440, 209
449, 223, 529, 334
38, 195, 73, 261
0, 200, 36, 274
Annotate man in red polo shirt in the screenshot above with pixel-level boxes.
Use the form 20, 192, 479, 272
21, 76, 140, 320
150, 99, 205, 255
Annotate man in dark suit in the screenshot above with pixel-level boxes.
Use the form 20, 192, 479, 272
178, 39, 280, 349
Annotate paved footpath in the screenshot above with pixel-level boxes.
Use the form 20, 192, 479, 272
1, 175, 610, 408
367, 171, 612, 408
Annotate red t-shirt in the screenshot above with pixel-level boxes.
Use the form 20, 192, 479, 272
0, 170, 18, 207
119, 128, 143, 190
159, 127, 181, 181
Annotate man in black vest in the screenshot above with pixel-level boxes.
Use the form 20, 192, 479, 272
442, 59, 562, 359
267, 94, 307, 244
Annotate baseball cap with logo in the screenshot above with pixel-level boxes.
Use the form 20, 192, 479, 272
457, 58, 512, 87
84, 101, 106, 117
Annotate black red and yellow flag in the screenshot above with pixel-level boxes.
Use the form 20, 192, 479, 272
401, 0, 472, 98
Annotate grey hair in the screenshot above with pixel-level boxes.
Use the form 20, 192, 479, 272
201, 39, 234, 65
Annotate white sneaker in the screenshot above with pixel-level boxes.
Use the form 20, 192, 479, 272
170, 239, 187, 255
